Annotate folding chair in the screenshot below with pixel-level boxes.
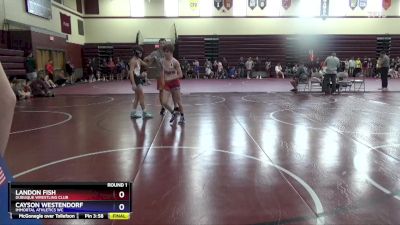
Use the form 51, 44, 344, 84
337, 72, 353, 93
309, 77, 323, 93
297, 79, 309, 92
352, 74, 365, 92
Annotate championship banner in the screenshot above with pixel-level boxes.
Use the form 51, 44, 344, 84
224, 0, 232, 10
320, 0, 329, 17
282, 0, 291, 10
60, 13, 71, 34
349, 0, 357, 10
189, 0, 199, 11
214, 0, 223, 10
358, 0, 367, 9
249, 0, 257, 10
259, 0, 266, 9
382, 0, 391, 10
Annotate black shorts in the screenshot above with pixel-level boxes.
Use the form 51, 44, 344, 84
133, 75, 145, 86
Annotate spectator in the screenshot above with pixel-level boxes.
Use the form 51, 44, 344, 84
86, 59, 95, 82
362, 57, 368, 75
238, 57, 245, 78
254, 56, 263, 79
290, 63, 307, 92
55, 70, 68, 86
25, 52, 37, 81
193, 59, 200, 79
41, 70, 57, 89
213, 59, 218, 77
11, 79, 31, 100
115, 57, 125, 80
222, 57, 229, 75
348, 57, 355, 77
30, 74, 55, 97
265, 58, 272, 77
204, 58, 213, 79
275, 63, 284, 79
181, 57, 189, 78
322, 52, 340, 95
378, 51, 390, 91
65, 60, 75, 84
354, 57, 362, 76
245, 57, 254, 79
217, 61, 225, 79
45, 59, 55, 82
107, 57, 115, 80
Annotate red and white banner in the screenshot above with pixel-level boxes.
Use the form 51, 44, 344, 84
60, 13, 71, 34
282, 0, 291, 10
248, 0, 257, 10
349, 0, 357, 9
382, 0, 391, 10
224, 0, 232, 10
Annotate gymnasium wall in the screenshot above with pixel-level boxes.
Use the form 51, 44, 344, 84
84, 17, 400, 43
83, 0, 400, 43
1, 0, 85, 45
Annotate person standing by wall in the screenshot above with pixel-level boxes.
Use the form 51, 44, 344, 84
378, 51, 390, 91
25, 52, 37, 81
323, 52, 340, 95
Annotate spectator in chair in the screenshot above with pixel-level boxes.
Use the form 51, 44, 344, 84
275, 63, 284, 79
204, 58, 213, 79
290, 63, 307, 92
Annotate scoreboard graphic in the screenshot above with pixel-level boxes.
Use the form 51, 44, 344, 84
8, 182, 132, 220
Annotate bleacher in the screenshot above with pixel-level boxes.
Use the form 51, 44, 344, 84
0, 48, 26, 79
177, 34, 400, 68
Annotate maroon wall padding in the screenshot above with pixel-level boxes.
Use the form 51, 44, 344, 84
76, 0, 83, 13
31, 31, 67, 52
84, 0, 99, 14
66, 42, 83, 68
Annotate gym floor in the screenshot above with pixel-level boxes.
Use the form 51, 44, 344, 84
5, 80, 400, 224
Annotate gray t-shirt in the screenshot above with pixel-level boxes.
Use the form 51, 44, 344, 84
380, 55, 390, 68
324, 56, 340, 74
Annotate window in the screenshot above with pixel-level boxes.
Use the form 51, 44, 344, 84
78, 20, 84, 36
165, 0, 179, 17
130, 0, 145, 17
